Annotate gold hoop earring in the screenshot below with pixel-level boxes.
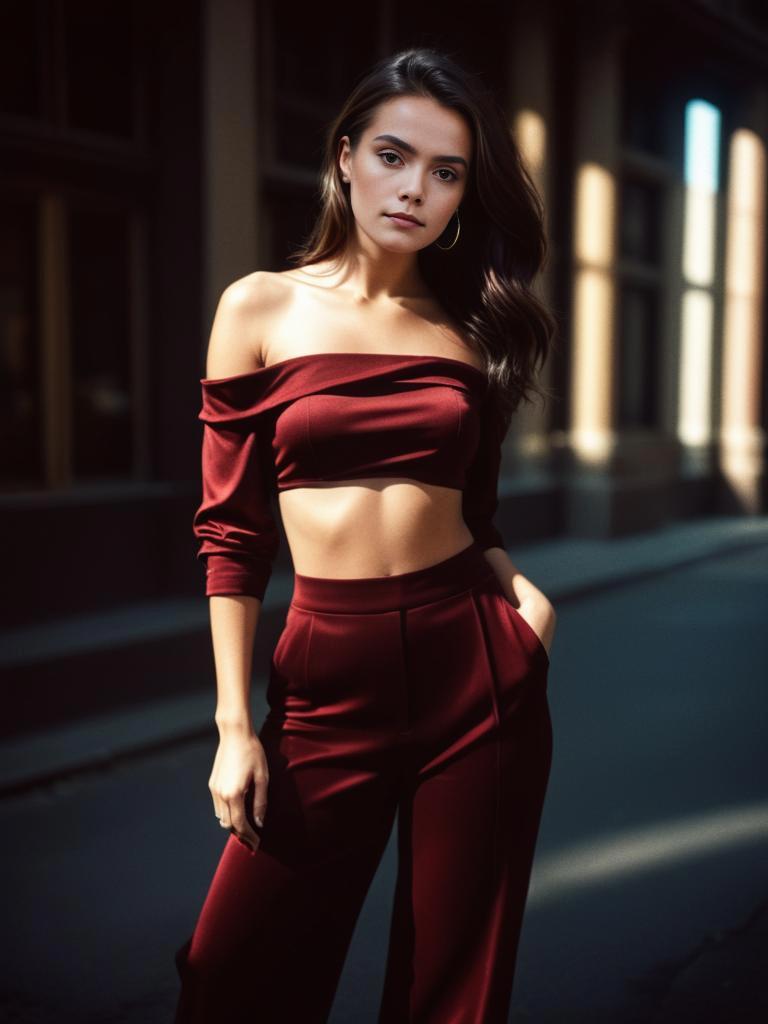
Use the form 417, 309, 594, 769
435, 208, 460, 250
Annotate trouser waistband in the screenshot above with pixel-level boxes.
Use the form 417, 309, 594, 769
291, 540, 497, 614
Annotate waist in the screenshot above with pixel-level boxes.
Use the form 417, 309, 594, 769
290, 539, 496, 614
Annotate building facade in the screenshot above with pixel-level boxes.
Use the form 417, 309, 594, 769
1, 0, 766, 728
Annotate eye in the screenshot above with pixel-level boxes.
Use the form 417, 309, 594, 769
377, 151, 459, 183
378, 150, 403, 167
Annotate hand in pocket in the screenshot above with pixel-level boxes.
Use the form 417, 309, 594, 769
510, 597, 556, 659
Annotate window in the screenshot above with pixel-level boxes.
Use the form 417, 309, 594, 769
0, 1, 41, 119
619, 178, 663, 265
64, 0, 135, 138
0, 195, 41, 485
0, 2, 151, 491
617, 285, 660, 429
69, 202, 134, 478
616, 32, 677, 432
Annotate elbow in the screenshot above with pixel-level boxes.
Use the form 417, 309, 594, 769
193, 518, 280, 601
466, 519, 505, 553
203, 552, 274, 601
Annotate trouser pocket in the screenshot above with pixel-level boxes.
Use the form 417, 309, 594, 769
267, 605, 313, 708
472, 575, 549, 701
269, 604, 406, 729
498, 592, 550, 670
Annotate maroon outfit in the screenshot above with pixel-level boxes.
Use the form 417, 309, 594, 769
174, 352, 553, 1023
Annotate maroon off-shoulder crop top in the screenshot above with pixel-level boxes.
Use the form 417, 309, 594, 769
192, 351, 509, 601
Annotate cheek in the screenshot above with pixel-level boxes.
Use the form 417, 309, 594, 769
433, 184, 462, 214
351, 170, 386, 217
426, 191, 460, 231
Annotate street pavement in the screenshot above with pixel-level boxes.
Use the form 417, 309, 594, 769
1, 514, 767, 1022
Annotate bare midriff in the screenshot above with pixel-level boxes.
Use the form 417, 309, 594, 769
278, 479, 476, 579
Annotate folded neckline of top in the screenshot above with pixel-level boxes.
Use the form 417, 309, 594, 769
200, 350, 487, 385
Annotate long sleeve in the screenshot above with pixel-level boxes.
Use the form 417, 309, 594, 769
462, 395, 508, 552
192, 418, 280, 601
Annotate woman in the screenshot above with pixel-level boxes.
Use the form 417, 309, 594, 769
174, 46, 558, 1024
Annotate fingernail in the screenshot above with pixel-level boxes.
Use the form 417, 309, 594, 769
255, 815, 264, 828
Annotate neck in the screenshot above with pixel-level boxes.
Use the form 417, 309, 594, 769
327, 231, 429, 304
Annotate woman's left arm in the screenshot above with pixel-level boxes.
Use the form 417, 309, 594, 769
483, 546, 557, 656
462, 395, 557, 656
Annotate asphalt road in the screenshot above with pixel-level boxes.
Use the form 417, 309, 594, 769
2, 544, 767, 1022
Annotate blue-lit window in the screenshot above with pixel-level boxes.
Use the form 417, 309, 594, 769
684, 99, 721, 193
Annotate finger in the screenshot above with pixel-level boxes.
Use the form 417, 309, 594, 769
230, 826, 257, 853
217, 801, 232, 829
252, 778, 268, 830
232, 797, 261, 848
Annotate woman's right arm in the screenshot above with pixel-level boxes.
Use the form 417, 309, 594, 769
193, 275, 282, 850
208, 592, 267, 850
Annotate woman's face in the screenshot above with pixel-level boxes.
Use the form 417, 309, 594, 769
338, 94, 472, 254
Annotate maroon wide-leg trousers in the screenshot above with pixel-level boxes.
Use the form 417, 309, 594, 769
174, 540, 553, 1023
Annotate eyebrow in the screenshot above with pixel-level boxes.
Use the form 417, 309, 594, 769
372, 134, 468, 169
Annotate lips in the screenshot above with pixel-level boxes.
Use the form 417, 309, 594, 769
386, 213, 423, 226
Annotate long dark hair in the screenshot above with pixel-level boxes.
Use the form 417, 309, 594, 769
287, 46, 558, 426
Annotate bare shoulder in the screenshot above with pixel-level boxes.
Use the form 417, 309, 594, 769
204, 270, 292, 378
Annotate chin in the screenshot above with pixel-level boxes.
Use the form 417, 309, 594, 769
372, 231, 426, 254
381, 241, 423, 255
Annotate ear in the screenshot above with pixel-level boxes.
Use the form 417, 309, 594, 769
337, 135, 351, 180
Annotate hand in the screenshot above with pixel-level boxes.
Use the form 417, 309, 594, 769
515, 595, 557, 657
209, 726, 269, 851
484, 552, 557, 659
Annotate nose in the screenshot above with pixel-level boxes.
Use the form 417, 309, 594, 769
399, 177, 424, 205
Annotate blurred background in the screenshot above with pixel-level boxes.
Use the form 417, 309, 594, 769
0, 1, 766, 1022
